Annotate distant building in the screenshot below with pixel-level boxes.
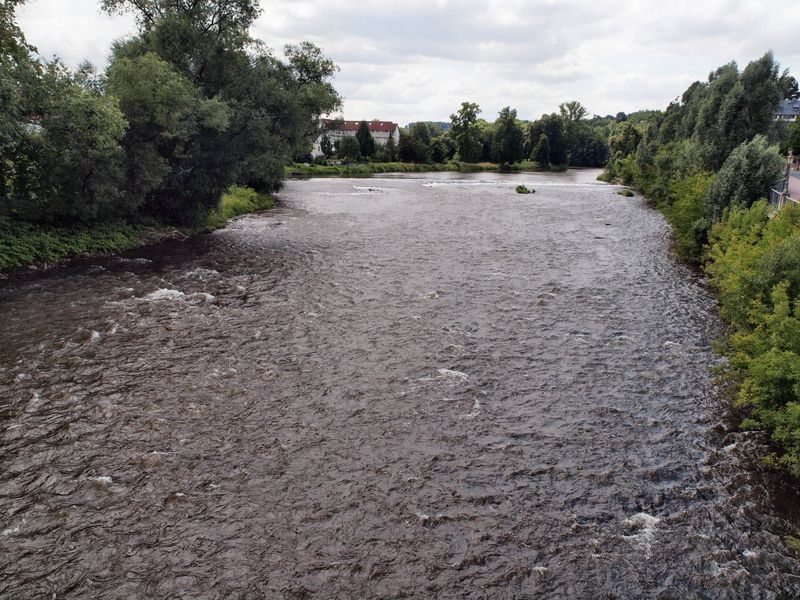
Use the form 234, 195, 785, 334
776, 99, 800, 122
312, 119, 400, 157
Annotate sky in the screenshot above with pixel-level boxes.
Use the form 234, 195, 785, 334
16, 0, 800, 125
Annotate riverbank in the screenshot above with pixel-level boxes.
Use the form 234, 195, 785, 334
606, 167, 800, 482
0, 186, 274, 274
285, 160, 567, 178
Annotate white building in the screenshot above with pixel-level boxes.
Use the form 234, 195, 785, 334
312, 119, 400, 157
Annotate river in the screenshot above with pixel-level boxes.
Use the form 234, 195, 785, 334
1, 169, 799, 598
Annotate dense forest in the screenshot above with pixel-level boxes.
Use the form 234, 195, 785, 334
602, 51, 800, 476
0, 0, 340, 235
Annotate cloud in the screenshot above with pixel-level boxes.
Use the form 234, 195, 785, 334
16, 0, 800, 125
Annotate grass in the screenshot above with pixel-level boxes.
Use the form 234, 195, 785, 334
0, 217, 174, 271
204, 186, 276, 230
0, 186, 275, 273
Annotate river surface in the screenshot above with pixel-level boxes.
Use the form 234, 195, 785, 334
2, 170, 800, 598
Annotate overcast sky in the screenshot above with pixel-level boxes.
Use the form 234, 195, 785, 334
17, 0, 800, 125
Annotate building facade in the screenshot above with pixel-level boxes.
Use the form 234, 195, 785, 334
776, 99, 800, 122
312, 119, 400, 157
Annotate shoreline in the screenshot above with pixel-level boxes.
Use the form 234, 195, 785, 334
0, 186, 275, 279
285, 160, 569, 178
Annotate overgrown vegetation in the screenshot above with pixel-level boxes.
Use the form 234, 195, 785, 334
0, 185, 274, 270
1, 0, 337, 268
602, 51, 800, 475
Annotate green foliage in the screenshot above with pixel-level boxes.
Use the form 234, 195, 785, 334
491, 106, 524, 165
450, 102, 482, 162
515, 185, 534, 194
320, 133, 333, 157
397, 124, 432, 163
617, 189, 635, 197
705, 135, 784, 220
0, 215, 158, 270
204, 185, 274, 229
337, 136, 361, 161
706, 203, 800, 472
355, 120, 375, 158
662, 172, 713, 264
527, 114, 567, 165
533, 133, 550, 168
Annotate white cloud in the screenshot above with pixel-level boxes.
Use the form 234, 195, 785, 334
16, 0, 800, 125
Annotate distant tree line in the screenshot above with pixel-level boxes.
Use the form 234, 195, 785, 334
0, 0, 340, 226
314, 100, 610, 169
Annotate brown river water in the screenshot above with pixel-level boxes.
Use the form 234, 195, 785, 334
2, 170, 800, 598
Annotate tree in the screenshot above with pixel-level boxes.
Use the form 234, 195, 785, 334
355, 120, 375, 158
337, 135, 360, 161
385, 134, 397, 161
35, 82, 129, 221
778, 69, 799, 100
560, 100, 588, 123
428, 137, 448, 163
706, 134, 784, 219
491, 106, 524, 165
450, 101, 482, 162
533, 133, 550, 168
320, 133, 332, 157
102, 0, 340, 223
398, 124, 431, 163
107, 52, 229, 220
527, 114, 567, 165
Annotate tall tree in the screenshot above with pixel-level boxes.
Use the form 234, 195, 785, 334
527, 114, 567, 165
778, 69, 799, 100
491, 106, 524, 164
559, 100, 588, 122
450, 101, 482, 162
533, 133, 550, 168
355, 120, 375, 158
101, 0, 340, 223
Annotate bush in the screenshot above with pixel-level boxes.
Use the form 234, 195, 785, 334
707, 202, 800, 473
663, 172, 714, 264
705, 135, 784, 220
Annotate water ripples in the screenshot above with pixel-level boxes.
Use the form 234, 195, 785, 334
1, 170, 799, 598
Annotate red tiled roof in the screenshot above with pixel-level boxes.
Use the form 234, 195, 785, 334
321, 119, 399, 133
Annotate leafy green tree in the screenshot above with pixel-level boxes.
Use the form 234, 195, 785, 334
428, 137, 448, 163
320, 133, 332, 157
385, 135, 397, 161
107, 52, 229, 220
528, 114, 567, 165
706, 134, 784, 219
337, 135, 360, 161
102, 0, 340, 223
398, 124, 431, 163
533, 133, 550, 168
450, 101, 482, 162
491, 106, 524, 164
560, 100, 588, 123
778, 69, 799, 100
36, 82, 129, 221
788, 121, 800, 154
355, 120, 375, 158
